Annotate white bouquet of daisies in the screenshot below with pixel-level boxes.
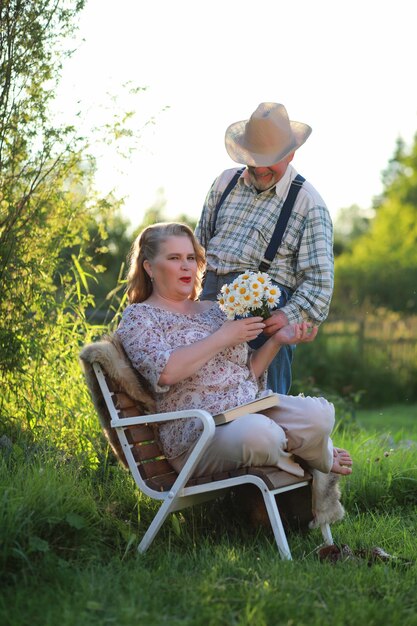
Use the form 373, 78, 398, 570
217, 271, 281, 320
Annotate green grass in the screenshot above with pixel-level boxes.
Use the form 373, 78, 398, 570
2, 528, 417, 626
1, 405, 417, 626
356, 403, 417, 437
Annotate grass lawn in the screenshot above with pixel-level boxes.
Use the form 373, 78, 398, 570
1, 404, 417, 626
356, 403, 417, 438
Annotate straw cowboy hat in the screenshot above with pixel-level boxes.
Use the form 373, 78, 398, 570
225, 102, 312, 167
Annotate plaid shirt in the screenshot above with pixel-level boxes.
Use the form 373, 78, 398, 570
195, 164, 334, 325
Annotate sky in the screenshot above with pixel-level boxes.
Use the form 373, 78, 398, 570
55, 0, 417, 227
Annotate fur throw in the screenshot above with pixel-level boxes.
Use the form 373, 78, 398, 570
79, 333, 155, 466
310, 469, 345, 527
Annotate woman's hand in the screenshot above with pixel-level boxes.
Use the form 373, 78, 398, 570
216, 317, 265, 347
272, 322, 318, 345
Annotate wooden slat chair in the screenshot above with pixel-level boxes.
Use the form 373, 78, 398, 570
80, 335, 338, 560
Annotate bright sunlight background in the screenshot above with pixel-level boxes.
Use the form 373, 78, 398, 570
56, 0, 417, 226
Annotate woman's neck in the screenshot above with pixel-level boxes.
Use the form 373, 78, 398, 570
147, 291, 197, 313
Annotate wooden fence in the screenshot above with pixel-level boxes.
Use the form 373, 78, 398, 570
322, 314, 417, 367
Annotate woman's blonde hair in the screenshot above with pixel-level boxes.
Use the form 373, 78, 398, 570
126, 222, 206, 303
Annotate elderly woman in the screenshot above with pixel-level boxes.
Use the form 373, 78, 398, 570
116, 222, 352, 479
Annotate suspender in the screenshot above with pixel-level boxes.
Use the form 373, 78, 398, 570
211, 170, 305, 272
259, 174, 305, 271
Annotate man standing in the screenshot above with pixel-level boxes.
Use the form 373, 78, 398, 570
195, 102, 334, 394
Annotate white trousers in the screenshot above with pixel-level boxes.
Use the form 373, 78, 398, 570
169, 394, 335, 478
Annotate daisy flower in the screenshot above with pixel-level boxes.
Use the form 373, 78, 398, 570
217, 271, 281, 320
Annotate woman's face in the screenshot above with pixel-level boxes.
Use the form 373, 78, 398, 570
144, 235, 198, 301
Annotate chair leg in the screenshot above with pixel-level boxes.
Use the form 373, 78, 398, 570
138, 496, 177, 553
262, 491, 292, 560
320, 522, 333, 546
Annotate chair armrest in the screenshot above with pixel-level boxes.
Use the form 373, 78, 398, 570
110, 408, 213, 429
112, 409, 216, 496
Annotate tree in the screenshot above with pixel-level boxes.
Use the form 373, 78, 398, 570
0, 0, 133, 460
333, 133, 417, 314
333, 204, 372, 256
0, 1, 98, 372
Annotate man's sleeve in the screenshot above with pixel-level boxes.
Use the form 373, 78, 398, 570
194, 179, 218, 250
280, 205, 334, 325
195, 169, 240, 248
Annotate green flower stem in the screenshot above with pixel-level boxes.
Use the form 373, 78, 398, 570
251, 298, 272, 320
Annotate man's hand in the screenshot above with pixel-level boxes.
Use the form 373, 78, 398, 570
263, 309, 289, 337
272, 322, 318, 346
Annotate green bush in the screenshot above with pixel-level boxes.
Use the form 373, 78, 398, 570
292, 332, 417, 408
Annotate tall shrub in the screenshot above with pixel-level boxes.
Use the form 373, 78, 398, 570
0, 0, 113, 459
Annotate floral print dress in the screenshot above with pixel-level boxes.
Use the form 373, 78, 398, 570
116, 302, 261, 459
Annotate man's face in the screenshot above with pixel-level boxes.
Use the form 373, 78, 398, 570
247, 152, 294, 191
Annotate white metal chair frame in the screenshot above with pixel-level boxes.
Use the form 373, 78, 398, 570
92, 361, 333, 560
